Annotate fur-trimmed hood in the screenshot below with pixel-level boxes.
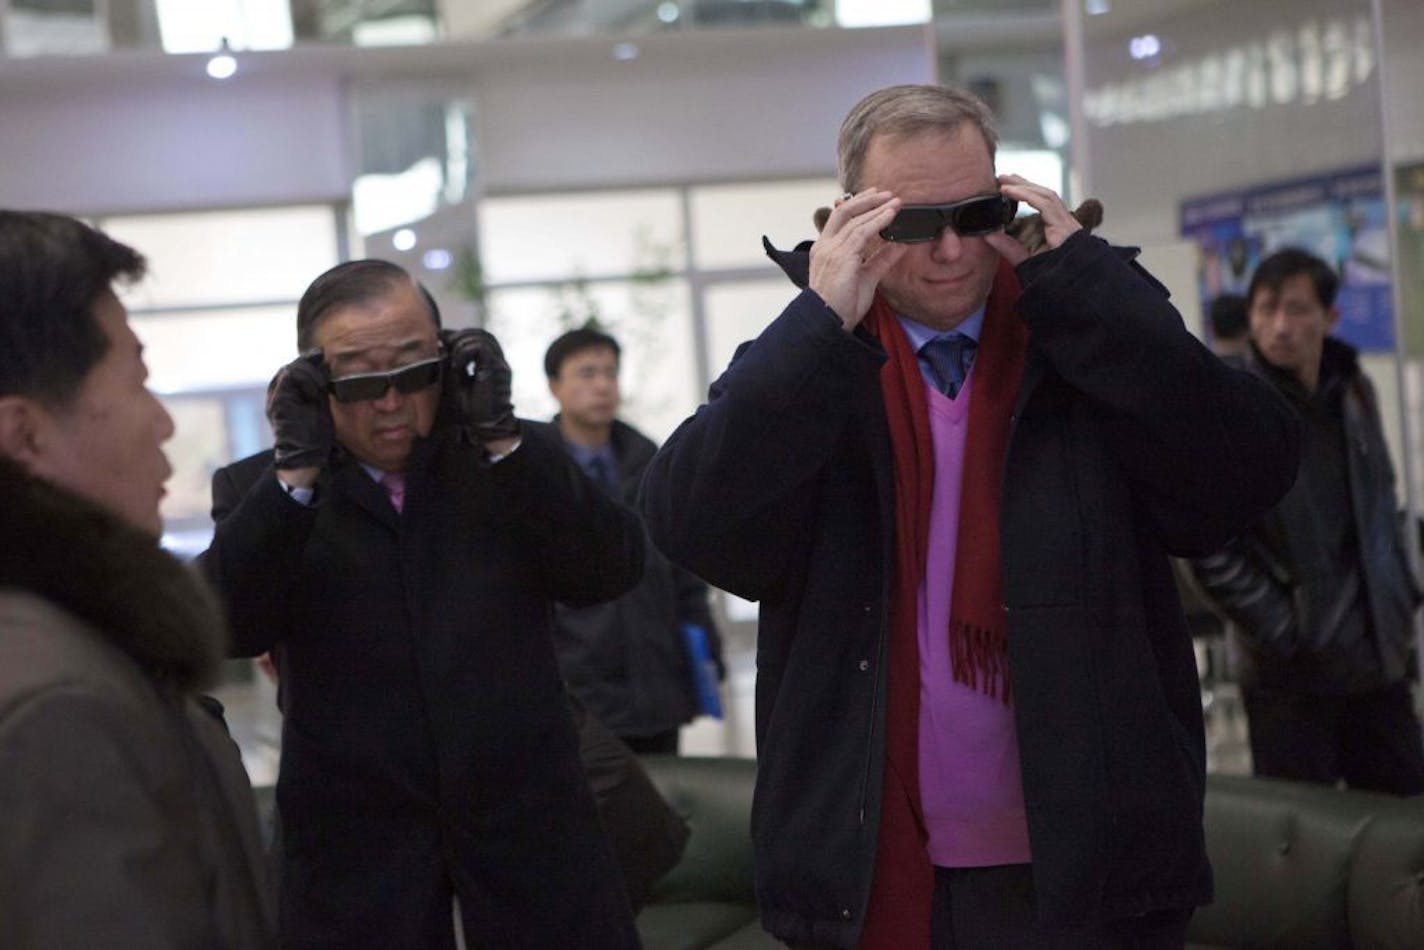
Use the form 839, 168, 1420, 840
0, 457, 225, 692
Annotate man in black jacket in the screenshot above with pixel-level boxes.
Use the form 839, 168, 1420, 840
538, 327, 723, 755
199, 260, 644, 948
640, 84, 1301, 948
1191, 247, 1424, 796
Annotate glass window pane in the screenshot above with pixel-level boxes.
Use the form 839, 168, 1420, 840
703, 279, 804, 379
479, 190, 684, 284
997, 148, 1064, 200
157, 387, 268, 560
159, 395, 229, 527
102, 206, 338, 308
485, 278, 697, 443
690, 178, 840, 270
132, 306, 295, 393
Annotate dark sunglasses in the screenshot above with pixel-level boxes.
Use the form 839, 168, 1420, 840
879, 194, 1019, 244
327, 356, 443, 404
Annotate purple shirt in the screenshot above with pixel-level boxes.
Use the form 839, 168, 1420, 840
915, 371, 1032, 868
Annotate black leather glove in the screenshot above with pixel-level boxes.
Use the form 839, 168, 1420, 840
439, 328, 520, 447
267, 352, 334, 471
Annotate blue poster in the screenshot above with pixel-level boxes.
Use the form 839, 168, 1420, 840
1181, 166, 1393, 352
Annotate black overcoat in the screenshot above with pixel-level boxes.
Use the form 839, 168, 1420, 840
201, 423, 644, 949
639, 232, 1301, 946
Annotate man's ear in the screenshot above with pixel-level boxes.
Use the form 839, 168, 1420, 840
1327, 305, 1341, 333
0, 395, 46, 467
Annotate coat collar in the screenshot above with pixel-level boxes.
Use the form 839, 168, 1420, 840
0, 458, 225, 693
539, 417, 657, 484
1243, 335, 1360, 406
763, 236, 813, 289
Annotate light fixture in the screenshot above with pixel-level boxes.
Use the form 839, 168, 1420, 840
206, 51, 237, 79
393, 228, 417, 251
1085, 0, 1111, 15
1128, 34, 1162, 61
612, 41, 639, 62
657, 2, 680, 23
835, 0, 930, 28
422, 248, 453, 271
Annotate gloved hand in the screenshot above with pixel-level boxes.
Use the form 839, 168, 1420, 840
267, 351, 334, 471
439, 328, 520, 447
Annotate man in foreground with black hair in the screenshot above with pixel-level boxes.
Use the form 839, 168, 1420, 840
0, 209, 275, 947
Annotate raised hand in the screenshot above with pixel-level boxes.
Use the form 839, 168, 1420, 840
268, 352, 334, 478
986, 175, 1093, 265
440, 328, 520, 450
808, 189, 908, 330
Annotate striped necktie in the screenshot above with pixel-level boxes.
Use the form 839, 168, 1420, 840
918, 332, 977, 398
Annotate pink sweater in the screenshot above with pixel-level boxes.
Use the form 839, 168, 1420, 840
917, 375, 1032, 867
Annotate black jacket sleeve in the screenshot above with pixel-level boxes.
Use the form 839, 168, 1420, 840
1015, 232, 1302, 556
196, 457, 319, 657
639, 288, 883, 600
482, 424, 646, 608
1188, 533, 1301, 655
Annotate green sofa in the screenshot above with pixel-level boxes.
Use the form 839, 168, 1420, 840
636, 756, 776, 950
637, 756, 1424, 950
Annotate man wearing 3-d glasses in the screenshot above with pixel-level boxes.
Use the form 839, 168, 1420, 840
200, 259, 644, 948
640, 84, 1302, 948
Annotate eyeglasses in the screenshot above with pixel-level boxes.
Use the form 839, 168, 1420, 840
327, 357, 443, 404
879, 194, 1019, 244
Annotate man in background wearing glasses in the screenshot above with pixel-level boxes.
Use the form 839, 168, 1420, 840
640, 83, 1302, 948
199, 259, 644, 949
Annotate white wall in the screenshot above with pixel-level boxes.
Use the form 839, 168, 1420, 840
1378, 0, 1424, 161
0, 25, 935, 215
0, 66, 351, 214
472, 27, 937, 192
1075, 0, 1382, 246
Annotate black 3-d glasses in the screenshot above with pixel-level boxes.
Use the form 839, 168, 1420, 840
879, 194, 1019, 244
327, 357, 443, 404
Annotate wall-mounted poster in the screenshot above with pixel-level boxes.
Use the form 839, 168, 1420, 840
1180, 166, 1393, 351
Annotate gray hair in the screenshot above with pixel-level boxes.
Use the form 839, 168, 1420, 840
837, 84, 1000, 193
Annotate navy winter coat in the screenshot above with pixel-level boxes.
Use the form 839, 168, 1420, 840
640, 232, 1301, 945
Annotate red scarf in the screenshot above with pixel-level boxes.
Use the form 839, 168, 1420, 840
856, 260, 1027, 949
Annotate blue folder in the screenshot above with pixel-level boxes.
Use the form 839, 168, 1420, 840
679, 624, 723, 720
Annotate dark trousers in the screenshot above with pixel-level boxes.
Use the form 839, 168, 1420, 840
1244, 680, 1424, 796
929, 865, 1191, 950
621, 729, 680, 756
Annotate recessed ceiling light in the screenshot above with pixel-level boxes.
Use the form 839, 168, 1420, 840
206, 53, 237, 79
